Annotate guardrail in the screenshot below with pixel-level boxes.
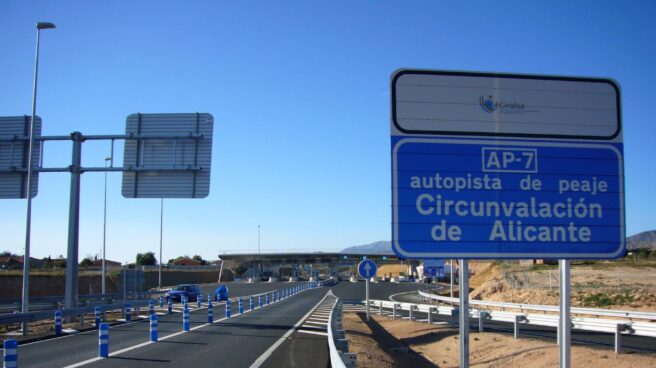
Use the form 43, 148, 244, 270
328, 298, 357, 368
366, 298, 656, 354
417, 290, 656, 321
0, 290, 167, 313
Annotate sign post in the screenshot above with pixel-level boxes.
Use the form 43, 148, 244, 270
358, 259, 377, 321
391, 70, 624, 368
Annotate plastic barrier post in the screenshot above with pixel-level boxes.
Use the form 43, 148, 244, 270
250, 296, 254, 310
54, 310, 62, 335
208, 293, 211, 303
98, 323, 109, 358
266, 293, 270, 305
239, 298, 244, 314
208, 300, 214, 323
95, 306, 101, 327
183, 308, 190, 331
226, 299, 232, 318
125, 304, 131, 322
150, 314, 158, 342
159, 296, 164, 308
167, 298, 173, 314
149, 300, 155, 315
197, 294, 202, 308
258, 295, 262, 308
4, 339, 17, 368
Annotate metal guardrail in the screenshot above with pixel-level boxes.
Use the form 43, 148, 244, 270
417, 290, 656, 321
367, 298, 656, 354
328, 296, 356, 368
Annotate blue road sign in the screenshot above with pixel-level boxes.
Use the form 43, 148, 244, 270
358, 260, 377, 278
391, 70, 625, 260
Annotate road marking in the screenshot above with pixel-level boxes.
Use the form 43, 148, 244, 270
300, 324, 327, 330
297, 330, 328, 336
249, 290, 332, 368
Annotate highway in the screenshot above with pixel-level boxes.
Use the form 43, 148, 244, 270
3, 281, 427, 367
7, 281, 653, 367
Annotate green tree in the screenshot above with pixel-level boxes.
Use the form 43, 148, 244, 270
80, 258, 93, 267
192, 255, 207, 265
136, 252, 157, 266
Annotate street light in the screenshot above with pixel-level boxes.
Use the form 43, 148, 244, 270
22, 21, 55, 336
102, 157, 111, 297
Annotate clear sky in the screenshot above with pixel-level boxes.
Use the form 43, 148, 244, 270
1, 1, 654, 263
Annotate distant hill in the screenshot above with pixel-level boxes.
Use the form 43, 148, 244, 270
627, 230, 656, 250
341, 241, 392, 254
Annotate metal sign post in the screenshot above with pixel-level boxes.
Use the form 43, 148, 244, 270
559, 260, 571, 368
459, 259, 469, 368
358, 260, 377, 322
1, 113, 214, 319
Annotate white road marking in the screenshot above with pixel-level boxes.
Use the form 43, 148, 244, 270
297, 330, 328, 336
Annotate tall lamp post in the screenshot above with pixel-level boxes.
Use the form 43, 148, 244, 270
22, 21, 55, 335
101, 157, 111, 297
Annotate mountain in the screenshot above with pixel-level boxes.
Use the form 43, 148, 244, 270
341, 241, 392, 254
627, 230, 656, 250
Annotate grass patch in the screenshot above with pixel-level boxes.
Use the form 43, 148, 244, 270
578, 291, 636, 307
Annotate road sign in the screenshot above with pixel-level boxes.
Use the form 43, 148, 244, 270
0, 116, 41, 198
122, 113, 213, 198
422, 259, 445, 277
358, 259, 377, 278
391, 70, 624, 260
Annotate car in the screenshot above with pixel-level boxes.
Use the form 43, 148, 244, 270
166, 284, 201, 302
214, 285, 229, 301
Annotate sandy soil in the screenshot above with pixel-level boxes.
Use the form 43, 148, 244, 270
468, 262, 656, 311
343, 312, 656, 368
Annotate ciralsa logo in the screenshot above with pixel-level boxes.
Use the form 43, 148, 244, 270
480, 95, 497, 113
479, 94, 526, 113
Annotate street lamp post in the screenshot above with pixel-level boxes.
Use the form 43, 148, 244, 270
21, 21, 55, 336
101, 157, 111, 297
257, 225, 261, 279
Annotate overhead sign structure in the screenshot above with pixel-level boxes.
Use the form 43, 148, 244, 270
391, 70, 624, 260
358, 259, 378, 278
122, 113, 214, 198
0, 116, 41, 198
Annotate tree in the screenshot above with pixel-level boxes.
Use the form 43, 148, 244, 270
1, 251, 14, 257
80, 258, 93, 267
136, 252, 157, 266
192, 255, 207, 265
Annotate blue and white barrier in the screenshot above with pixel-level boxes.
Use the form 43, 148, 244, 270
226, 300, 231, 319
54, 310, 62, 335
239, 298, 244, 314
183, 308, 190, 331
98, 323, 109, 358
149, 300, 155, 315
159, 296, 164, 308
258, 295, 262, 308
95, 306, 101, 328
208, 300, 214, 323
197, 294, 202, 308
4, 339, 17, 368
208, 293, 211, 303
167, 298, 173, 314
266, 293, 270, 305
150, 314, 158, 342
125, 304, 131, 322
249, 296, 254, 311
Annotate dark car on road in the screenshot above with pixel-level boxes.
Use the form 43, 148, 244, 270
165, 284, 202, 302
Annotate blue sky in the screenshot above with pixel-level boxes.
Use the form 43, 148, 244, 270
1, 1, 654, 263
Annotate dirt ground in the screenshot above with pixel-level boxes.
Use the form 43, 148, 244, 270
343, 312, 656, 368
468, 262, 656, 311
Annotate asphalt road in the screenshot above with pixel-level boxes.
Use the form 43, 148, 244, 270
9, 282, 317, 368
